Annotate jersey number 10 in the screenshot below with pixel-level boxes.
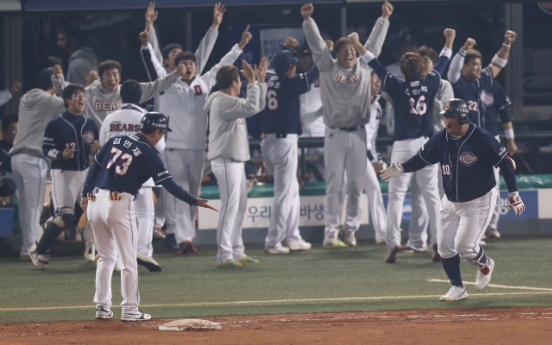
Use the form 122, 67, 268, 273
106, 147, 133, 175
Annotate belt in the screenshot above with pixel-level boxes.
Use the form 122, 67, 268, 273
329, 126, 362, 132
265, 133, 295, 139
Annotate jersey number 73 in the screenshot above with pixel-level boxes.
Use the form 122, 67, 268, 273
106, 147, 133, 175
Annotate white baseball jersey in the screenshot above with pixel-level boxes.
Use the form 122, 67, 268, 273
300, 80, 324, 137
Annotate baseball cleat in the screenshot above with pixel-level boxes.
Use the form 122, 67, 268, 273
95, 305, 113, 320
439, 286, 468, 301
431, 243, 441, 262
162, 234, 179, 251
475, 258, 495, 291
84, 243, 96, 262
29, 250, 48, 269
385, 245, 402, 263
217, 259, 243, 268
284, 239, 312, 251
485, 228, 501, 239
264, 243, 290, 254
342, 232, 357, 247
239, 255, 259, 265
153, 228, 166, 239
121, 310, 152, 322
137, 252, 162, 272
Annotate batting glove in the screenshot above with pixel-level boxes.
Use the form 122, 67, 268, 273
379, 163, 403, 182
508, 191, 525, 215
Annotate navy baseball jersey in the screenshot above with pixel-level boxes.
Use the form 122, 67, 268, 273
83, 133, 196, 204
43, 111, 99, 171
261, 66, 319, 135
413, 123, 507, 202
368, 55, 449, 141
481, 81, 512, 136
452, 66, 494, 128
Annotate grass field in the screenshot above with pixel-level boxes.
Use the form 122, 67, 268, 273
1, 236, 552, 324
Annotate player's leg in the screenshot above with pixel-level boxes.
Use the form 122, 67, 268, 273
486, 156, 501, 239
438, 196, 467, 301
416, 164, 442, 252
455, 189, 498, 291
153, 151, 167, 238
161, 149, 181, 251
87, 192, 115, 317
75, 169, 97, 262
323, 129, 347, 246
232, 168, 256, 264
405, 180, 429, 251
134, 187, 161, 272
363, 158, 387, 244
212, 158, 243, 267
11, 154, 48, 258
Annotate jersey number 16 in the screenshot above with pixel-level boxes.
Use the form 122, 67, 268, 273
409, 95, 427, 116
106, 147, 133, 175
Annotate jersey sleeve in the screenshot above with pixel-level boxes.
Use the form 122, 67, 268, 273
146, 150, 172, 185
480, 67, 494, 90
291, 65, 319, 95
364, 17, 389, 58
302, 18, 333, 72
138, 70, 179, 103
42, 120, 62, 160
194, 27, 218, 75
417, 134, 442, 165
486, 133, 508, 167
365, 56, 402, 100
492, 82, 512, 124
202, 44, 243, 91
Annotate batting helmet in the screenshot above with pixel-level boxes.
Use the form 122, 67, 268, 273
140, 112, 172, 134
440, 98, 470, 124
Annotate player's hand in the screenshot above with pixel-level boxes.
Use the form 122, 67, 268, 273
347, 32, 361, 45
238, 25, 252, 49
197, 198, 218, 212
85, 70, 99, 87
53, 64, 63, 78
371, 161, 384, 175
379, 162, 403, 182
382, 1, 394, 19
212, 2, 226, 29
504, 30, 516, 45
90, 140, 101, 154
462, 38, 476, 51
301, 4, 314, 20
240, 60, 256, 83
444, 28, 456, 40
176, 62, 188, 78
508, 191, 525, 215
139, 30, 149, 47
325, 39, 334, 51
255, 57, 269, 83
81, 197, 89, 211
62, 147, 74, 160
507, 140, 518, 156
145, 2, 158, 28
9, 81, 22, 95
284, 37, 299, 50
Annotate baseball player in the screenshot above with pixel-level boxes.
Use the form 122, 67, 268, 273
10, 69, 64, 259
30, 84, 100, 269
99, 80, 165, 272
481, 81, 517, 239
141, 21, 252, 254
301, 1, 392, 247
364, 72, 387, 244
204, 59, 268, 267
350, 28, 456, 263
261, 50, 318, 254
380, 98, 525, 301
82, 112, 217, 321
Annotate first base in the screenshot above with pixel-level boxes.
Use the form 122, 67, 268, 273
159, 319, 222, 331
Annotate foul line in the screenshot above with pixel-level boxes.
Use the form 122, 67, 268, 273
3, 290, 552, 312
427, 279, 552, 292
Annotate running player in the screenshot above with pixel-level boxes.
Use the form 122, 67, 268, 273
82, 112, 217, 321
380, 98, 525, 301
349, 28, 456, 263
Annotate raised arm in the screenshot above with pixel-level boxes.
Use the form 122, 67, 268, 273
447, 37, 476, 85
140, 29, 166, 79
364, 1, 392, 57
301, 4, 332, 71
432, 28, 455, 76
51, 64, 65, 96
489, 30, 516, 78
145, 2, 163, 64
194, 3, 225, 74
138, 64, 184, 103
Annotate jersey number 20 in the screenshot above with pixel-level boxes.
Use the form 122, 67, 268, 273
409, 95, 427, 116
106, 147, 133, 175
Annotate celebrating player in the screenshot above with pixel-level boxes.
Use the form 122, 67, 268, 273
350, 28, 456, 262
204, 58, 268, 267
82, 112, 217, 321
380, 99, 525, 301
301, 1, 392, 247
261, 49, 319, 254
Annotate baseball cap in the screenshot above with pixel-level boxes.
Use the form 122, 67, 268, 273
272, 50, 298, 74
36, 68, 53, 91
0, 178, 16, 197
293, 45, 312, 57
140, 112, 173, 134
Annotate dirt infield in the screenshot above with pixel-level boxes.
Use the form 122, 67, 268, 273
1, 307, 552, 345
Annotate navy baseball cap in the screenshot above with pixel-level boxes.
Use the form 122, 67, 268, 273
140, 112, 173, 134
272, 50, 298, 74
36, 68, 53, 91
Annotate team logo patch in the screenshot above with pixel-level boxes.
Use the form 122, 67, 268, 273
82, 131, 95, 144
459, 152, 478, 166
480, 90, 495, 107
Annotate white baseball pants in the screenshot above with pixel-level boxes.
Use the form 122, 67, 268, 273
163, 148, 204, 244
324, 127, 367, 238
438, 189, 497, 260
50, 169, 88, 212
211, 158, 246, 264
362, 158, 387, 243
135, 187, 155, 256
386, 137, 441, 248
11, 154, 48, 256
88, 189, 140, 313
261, 134, 303, 248
488, 135, 502, 230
